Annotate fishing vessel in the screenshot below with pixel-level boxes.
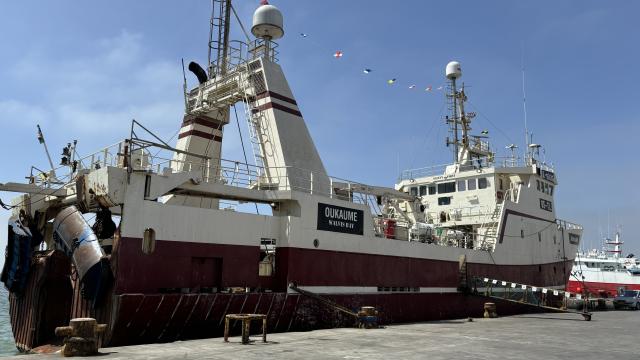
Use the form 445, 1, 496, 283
1, 1, 582, 351
567, 232, 640, 297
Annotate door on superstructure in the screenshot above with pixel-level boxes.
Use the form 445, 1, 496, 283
190, 257, 222, 293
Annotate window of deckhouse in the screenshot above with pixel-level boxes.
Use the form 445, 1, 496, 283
478, 177, 489, 189
457, 180, 466, 191
468, 178, 476, 190
438, 197, 452, 205
550, 185, 554, 196
419, 185, 427, 196
536, 179, 540, 191
428, 185, 436, 195
410, 187, 418, 196
437, 182, 456, 194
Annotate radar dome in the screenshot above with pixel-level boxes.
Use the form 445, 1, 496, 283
252, 2, 284, 40
446, 61, 462, 80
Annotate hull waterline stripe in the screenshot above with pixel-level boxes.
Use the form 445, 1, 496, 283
178, 130, 223, 142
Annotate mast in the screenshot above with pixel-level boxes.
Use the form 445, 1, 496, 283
445, 61, 487, 165
208, 0, 232, 77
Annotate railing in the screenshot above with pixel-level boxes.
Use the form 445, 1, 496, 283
399, 156, 555, 181
30, 138, 392, 205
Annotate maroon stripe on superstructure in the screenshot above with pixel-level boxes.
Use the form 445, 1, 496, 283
181, 117, 225, 129
498, 208, 556, 244
256, 90, 298, 105
252, 101, 302, 117
178, 130, 223, 142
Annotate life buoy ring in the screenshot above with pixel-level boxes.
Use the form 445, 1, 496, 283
496, 191, 504, 201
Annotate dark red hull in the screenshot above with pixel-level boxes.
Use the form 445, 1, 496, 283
10, 236, 573, 351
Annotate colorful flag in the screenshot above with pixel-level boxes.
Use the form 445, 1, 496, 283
409, 84, 416, 89
425, 86, 432, 91
300, 33, 308, 38
481, 130, 489, 135
260, 0, 269, 5
363, 68, 372, 74
333, 51, 343, 58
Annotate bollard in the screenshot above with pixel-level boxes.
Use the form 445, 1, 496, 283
55, 318, 107, 357
483, 302, 498, 318
357, 306, 379, 329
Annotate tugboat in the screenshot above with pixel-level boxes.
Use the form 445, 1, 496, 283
1, 0, 582, 351
568, 231, 640, 297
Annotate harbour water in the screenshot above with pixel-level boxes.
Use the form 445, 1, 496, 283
0, 287, 16, 357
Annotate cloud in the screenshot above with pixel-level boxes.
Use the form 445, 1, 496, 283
0, 30, 184, 139
0, 99, 49, 127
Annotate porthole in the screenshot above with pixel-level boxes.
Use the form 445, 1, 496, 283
313, 239, 319, 248
142, 228, 156, 254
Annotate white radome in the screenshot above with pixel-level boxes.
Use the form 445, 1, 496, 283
252, 4, 284, 40
446, 61, 462, 80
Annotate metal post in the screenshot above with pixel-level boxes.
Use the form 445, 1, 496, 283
329, 178, 333, 198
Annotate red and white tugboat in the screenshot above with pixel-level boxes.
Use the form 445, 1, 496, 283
1, 1, 582, 351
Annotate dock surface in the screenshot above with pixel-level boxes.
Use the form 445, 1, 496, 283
8, 311, 639, 359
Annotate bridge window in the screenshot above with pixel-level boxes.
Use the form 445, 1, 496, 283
478, 177, 489, 189
428, 185, 436, 195
437, 182, 456, 194
419, 185, 427, 196
468, 178, 476, 190
410, 187, 418, 196
457, 180, 466, 191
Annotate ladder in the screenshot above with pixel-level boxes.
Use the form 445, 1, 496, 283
238, 64, 281, 189
477, 204, 501, 250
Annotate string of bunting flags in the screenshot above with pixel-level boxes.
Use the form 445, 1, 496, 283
298, 32, 446, 93
482, 277, 584, 300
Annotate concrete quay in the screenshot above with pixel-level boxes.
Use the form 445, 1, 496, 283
9, 311, 639, 360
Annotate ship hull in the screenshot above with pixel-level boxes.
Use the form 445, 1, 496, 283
567, 279, 640, 297
10, 237, 574, 351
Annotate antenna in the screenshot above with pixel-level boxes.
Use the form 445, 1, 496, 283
445, 61, 462, 163
208, 0, 233, 78
521, 42, 530, 161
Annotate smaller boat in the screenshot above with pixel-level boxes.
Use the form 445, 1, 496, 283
567, 232, 640, 297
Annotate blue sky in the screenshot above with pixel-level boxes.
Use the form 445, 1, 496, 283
1, 0, 639, 269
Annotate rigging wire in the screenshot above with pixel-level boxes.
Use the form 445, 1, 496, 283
408, 99, 447, 170
233, 104, 259, 215
466, 100, 516, 147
